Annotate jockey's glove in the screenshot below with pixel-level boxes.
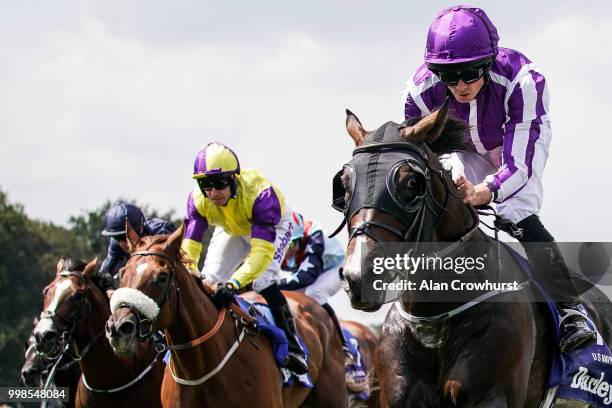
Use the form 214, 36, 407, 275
211, 281, 237, 309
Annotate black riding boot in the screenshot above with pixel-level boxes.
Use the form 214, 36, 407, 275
517, 215, 597, 353
260, 284, 309, 374
321, 303, 352, 359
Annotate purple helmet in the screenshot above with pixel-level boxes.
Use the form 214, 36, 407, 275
424, 5, 499, 66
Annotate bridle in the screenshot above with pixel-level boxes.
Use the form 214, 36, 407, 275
335, 140, 480, 250
37, 271, 104, 390
115, 250, 179, 341
114, 249, 259, 387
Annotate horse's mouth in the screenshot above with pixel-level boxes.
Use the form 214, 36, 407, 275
347, 290, 383, 312
108, 334, 139, 357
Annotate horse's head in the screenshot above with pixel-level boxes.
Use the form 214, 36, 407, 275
334, 104, 475, 310
20, 331, 47, 387
32, 257, 100, 357
106, 223, 184, 356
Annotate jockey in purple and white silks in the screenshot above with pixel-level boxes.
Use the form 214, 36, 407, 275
180, 142, 308, 374
402, 5, 596, 353
279, 212, 351, 355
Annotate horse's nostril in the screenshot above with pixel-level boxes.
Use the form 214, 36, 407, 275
118, 321, 136, 336
42, 330, 57, 343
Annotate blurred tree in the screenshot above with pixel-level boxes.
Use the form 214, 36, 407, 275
0, 191, 211, 386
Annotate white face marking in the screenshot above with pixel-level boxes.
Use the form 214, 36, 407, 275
34, 278, 73, 335
47, 279, 72, 314
136, 263, 149, 275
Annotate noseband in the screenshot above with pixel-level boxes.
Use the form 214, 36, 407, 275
115, 250, 178, 341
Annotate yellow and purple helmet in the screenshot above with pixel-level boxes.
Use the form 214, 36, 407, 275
192, 142, 241, 180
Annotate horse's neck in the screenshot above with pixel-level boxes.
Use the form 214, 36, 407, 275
402, 229, 503, 317
165, 271, 234, 378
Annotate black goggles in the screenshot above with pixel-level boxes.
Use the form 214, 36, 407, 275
433, 66, 487, 86
197, 176, 232, 191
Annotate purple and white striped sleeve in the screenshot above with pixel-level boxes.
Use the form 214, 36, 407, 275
486, 66, 550, 202
251, 187, 282, 243
402, 64, 447, 121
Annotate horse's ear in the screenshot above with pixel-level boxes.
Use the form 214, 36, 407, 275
56, 257, 67, 274
402, 102, 449, 145
126, 220, 141, 253
82, 257, 97, 279
346, 109, 368, 147
164, 223, 184, 256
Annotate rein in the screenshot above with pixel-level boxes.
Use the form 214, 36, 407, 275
123, 250, 256, 386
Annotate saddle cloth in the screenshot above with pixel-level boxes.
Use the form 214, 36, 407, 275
508, 246, 612, 407
342, 327, 371, 400
234, 296, 314, 388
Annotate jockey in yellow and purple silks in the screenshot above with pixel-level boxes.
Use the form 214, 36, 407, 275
181, 142, 308, 375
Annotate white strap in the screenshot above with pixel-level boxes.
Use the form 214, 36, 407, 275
539, 386, 558, 408
82, 352, 161, 393
394, 280, 530, 323
169, 328, 246, 386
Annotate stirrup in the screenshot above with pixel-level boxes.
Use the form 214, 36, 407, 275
559, 314, 597, 353
284, 352, 308, 375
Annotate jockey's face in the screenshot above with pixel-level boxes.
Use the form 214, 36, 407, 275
206, 186, 232, 206
447, 77, 485, 103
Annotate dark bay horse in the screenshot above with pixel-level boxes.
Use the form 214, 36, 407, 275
20, 326, 81, 408
335, 105, 612, 407
105, 224, 347, 408
32, 257, 164, 408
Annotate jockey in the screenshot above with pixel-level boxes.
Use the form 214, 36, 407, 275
99, 202, 176, 290
180, 142, 309, 375
402, 5, 596, 352
278, 212, 350, 354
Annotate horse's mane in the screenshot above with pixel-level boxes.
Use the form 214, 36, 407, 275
405, 115, 473, 156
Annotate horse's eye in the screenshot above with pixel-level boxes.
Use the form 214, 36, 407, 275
72, 292, 83, 303
406, 175, 424, 192
155, 273, 169, 284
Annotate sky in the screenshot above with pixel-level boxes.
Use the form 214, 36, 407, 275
1, 1, 611, 323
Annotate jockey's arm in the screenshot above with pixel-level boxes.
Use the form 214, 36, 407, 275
228, 187, 282, 289
181, 191, 209, 274
483, 68, 549, 203
99, 237, 128, 277
279, 231, 325, 290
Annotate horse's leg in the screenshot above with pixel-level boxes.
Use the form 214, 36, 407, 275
376, 312, 439, 407
442, 303, 539, 408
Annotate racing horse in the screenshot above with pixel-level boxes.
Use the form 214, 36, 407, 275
341, 320, 381, 408
20, 321, 81, 407
32, 257, 164, 408
105, 224, 348, 408
334, 104, 612, 407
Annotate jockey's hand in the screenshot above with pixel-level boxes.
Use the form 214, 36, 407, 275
98, 272, 117, 291
211, 282, 237, 309
455, 176, 492, 206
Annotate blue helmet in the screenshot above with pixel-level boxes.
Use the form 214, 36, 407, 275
101, 203, 145, 236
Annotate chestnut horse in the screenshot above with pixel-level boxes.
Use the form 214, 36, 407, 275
335, 105, 612, 407
32, 257, 164, 408
106, 224, 347, 407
